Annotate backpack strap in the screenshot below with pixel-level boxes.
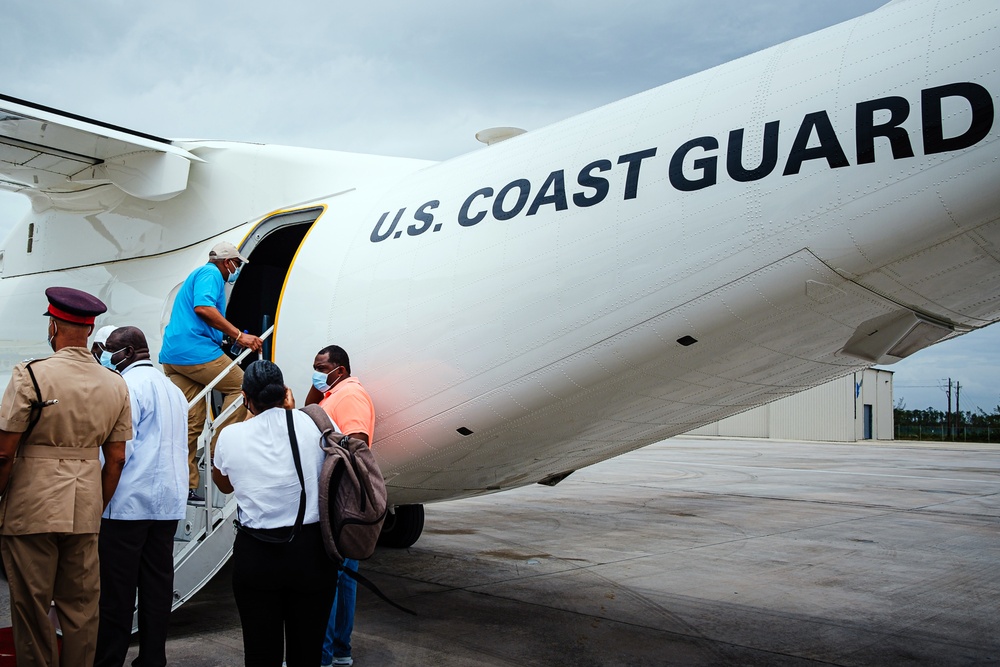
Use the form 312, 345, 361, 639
236, 409, 306, 543
339, 565, 416, 616
301, 403, 335, 436
301, 404, 354, 452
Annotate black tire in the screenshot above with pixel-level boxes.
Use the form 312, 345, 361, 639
377, 504, 425, 548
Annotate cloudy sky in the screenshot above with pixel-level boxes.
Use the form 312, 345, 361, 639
1, 0, 995, 413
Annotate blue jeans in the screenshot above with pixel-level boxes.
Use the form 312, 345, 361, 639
321, 558, 358, 663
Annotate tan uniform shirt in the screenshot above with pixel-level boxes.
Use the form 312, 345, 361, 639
0, 347, 132, 535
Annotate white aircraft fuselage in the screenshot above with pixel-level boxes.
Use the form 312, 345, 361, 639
2, 0, 998, 507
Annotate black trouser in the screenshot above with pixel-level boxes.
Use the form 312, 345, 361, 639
95, 519, 178, 667
232, 522, 338, 667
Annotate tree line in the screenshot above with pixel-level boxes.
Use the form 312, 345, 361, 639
894, 401, 1000, 442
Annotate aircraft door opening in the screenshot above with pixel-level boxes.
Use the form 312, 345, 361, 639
225, 207, 322, 363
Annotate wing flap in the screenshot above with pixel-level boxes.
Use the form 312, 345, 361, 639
0, 94, 201, 202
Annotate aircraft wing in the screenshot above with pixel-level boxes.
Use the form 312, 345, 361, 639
0, 93, 201, 202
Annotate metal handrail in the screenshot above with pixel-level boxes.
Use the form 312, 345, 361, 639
191, 325, 275, 536
187, 325, 275, 410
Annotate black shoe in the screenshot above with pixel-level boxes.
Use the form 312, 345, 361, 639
187, 489, 206, 505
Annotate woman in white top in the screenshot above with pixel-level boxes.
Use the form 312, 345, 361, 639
213, 360, 338, 667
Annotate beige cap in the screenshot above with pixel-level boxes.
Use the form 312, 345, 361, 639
209, 242, 249, 264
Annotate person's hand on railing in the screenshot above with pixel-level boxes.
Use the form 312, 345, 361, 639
187, 325, 275, 411
240, 333, 263, 353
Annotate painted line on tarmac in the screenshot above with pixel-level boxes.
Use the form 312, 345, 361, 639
661, 461, 1000, 484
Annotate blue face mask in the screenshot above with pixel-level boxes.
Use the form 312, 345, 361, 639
312, 370, 332, 393
226, 262, 243, 284
47, 321, 57, 352
99, 347, 125, 370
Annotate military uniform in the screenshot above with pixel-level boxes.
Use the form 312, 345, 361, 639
0, 288, 132, 667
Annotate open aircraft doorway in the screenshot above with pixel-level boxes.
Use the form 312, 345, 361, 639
225, 207, 322, 364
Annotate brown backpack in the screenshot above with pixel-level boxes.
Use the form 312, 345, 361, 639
300, 404, 388, 562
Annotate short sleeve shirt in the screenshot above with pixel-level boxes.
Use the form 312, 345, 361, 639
0, 347, 132, 535
214, 408, 330, 529
319, 377, 375, 444
103, 362, 189, 521
159, 264, 227, 366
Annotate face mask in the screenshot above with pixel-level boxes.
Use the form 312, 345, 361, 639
100, 347, 126, 370
312, 370, 332, 393
227, 260, 243, 284
47, 321, 58, 352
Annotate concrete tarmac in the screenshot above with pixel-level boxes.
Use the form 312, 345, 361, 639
3, 436, 999, 665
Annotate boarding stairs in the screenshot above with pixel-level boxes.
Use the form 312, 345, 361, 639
143, 326, 274, 628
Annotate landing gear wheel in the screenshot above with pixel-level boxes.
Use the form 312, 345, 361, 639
378, 504, 425, 548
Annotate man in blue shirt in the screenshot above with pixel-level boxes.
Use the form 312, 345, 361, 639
94, 325, 189, 667
160, 242, 262, 504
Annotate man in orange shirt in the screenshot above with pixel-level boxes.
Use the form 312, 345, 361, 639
305, 344, 374, 667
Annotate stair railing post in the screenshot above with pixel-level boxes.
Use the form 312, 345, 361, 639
188, 325, 275, 536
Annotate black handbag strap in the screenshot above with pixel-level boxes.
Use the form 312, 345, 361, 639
285, 408, 307, 539
235, 409, 306, 544
21, 361, 55, 446
0, 360, 57, 523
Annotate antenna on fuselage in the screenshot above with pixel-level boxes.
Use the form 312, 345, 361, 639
475, 127, 526, 145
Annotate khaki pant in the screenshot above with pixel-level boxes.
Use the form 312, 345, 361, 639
163, 355, 247, 489
1, 532, 100, 667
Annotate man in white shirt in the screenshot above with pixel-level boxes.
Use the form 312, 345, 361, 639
94, 326, 189, 667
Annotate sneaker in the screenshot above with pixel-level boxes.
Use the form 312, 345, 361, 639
331, 658, 353, 666
187, 489, 206, 505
